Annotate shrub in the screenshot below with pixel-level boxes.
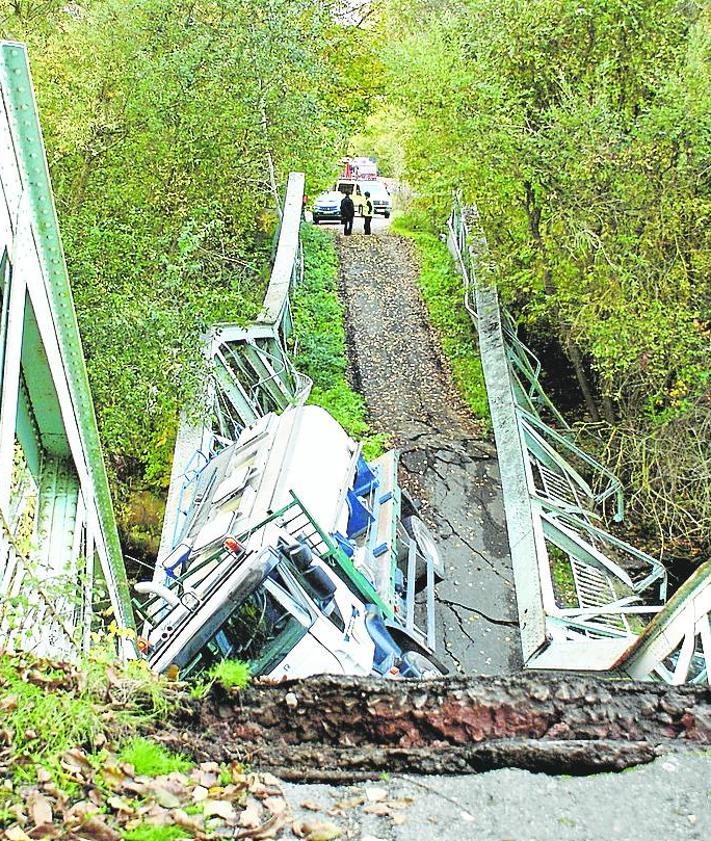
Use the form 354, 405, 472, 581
117, 737, 193, 777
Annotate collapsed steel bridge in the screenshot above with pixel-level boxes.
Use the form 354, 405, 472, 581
2, 36, 710, 683
448, 198, 711, 684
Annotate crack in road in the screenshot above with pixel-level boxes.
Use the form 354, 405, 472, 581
432, 507, 513, 586
440, 607, 467, 675
336, 229, 521, 673
442, 600, 480, 650
439, 596, 519, 628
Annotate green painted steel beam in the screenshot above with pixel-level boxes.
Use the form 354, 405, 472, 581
0, 42, 134, 632
20, 294, 71, 458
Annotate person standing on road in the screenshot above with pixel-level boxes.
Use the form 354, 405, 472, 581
353, 184, 365, 217
363, 191, 374, 235
340, 192, 355, 236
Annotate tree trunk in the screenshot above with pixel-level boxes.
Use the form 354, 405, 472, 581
564, 333, 601, 422
601, 394, 617, 425
166, 673, 711, 781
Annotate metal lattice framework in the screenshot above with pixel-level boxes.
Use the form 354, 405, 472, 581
448, 196, 711, 682
0, 43, 134, 658
158, 172, 310, 561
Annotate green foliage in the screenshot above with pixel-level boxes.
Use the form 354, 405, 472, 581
117, 737, 193, 777
391, 214, 490, 427
294, 226, 388, 457
362, 433, 392, 462
378, 0, 711, 554
188, 658, 250, 698
123, 824, 190, 841
548, 544, 578, 608
0, 650, 174, 795
0, 1, 378, 542
0, 655, 105, 778
208, 659, 251, 691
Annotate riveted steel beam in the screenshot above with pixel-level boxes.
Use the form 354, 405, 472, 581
0, 42, 134, 656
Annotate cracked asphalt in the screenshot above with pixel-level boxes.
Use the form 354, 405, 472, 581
281, 754, 711, 841
334, 226, 521, 675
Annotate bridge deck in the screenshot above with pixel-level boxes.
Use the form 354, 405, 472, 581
335, 230, 521, 675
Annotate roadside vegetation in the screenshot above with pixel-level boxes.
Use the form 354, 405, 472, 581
294, 225, 389, 459
391, 212, 490, 430
1, 1, 377, 558
0, 650, 291, 839
370, 0, 711, 564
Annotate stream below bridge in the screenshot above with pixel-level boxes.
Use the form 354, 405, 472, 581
333, 223, 521, 675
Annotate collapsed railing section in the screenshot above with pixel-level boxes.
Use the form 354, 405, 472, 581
448, 196, 676, 677
159, 173, 310, 561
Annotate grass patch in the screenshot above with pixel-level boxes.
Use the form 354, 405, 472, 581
295, 224, 389, 457
0, 656, 105, 777
123, 825, 191, 841
0, 650, 183, 830
209, 659, 250, 690
0, 650, 172, 787
188, 658, 251, 699
391, 212, 490, 429
117, 737, 193, 777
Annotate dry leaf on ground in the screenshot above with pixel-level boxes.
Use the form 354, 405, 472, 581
292, 818, 342, 841
364, 787, 387, 803
26, 792, 52, 827
5, 827, 31, 841
203, 798, 237, 822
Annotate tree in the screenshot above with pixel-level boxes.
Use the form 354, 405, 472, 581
378, 0, 711, 557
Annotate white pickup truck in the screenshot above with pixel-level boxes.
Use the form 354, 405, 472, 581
137, 406, 446, 680
334, 178, 393, 219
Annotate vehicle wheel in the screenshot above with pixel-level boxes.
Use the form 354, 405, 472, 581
312, 218, 320, 225
403, 516, 445, 584
384, 212, 391, 218
400, 649, 447, 678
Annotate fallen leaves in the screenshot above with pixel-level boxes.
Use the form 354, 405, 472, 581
5, 827, 31, 841
2, 751, 293, 841
292, 819, 342, 840
26, 792, 52, 827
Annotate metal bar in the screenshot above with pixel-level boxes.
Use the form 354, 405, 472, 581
288, 490, 394, 618
426, 547, 436, 652
406, 537, 416, 631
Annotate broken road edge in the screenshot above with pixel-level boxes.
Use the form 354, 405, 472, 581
163, 673, 711, 781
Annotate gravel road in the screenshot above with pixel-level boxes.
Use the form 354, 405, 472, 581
334, 225, 521, 675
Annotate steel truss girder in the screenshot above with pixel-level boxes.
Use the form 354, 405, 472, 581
0, 43, 134, 658
158, 173, 311, 564
447, 195, 711, 681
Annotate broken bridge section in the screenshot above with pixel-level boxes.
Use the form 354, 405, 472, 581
335, 233, 520, 675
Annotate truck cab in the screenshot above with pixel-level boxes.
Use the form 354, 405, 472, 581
137, 406, 446, 680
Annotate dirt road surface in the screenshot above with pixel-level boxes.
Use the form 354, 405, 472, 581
332, 222, 521, 675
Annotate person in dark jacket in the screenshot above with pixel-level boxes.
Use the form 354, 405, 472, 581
340, 192, 355, 235
363, 191, 374, 235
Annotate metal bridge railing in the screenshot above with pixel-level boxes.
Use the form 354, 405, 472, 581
158, 173, 311, 564
447, 194, 677, 676
0, 43, 134, 659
